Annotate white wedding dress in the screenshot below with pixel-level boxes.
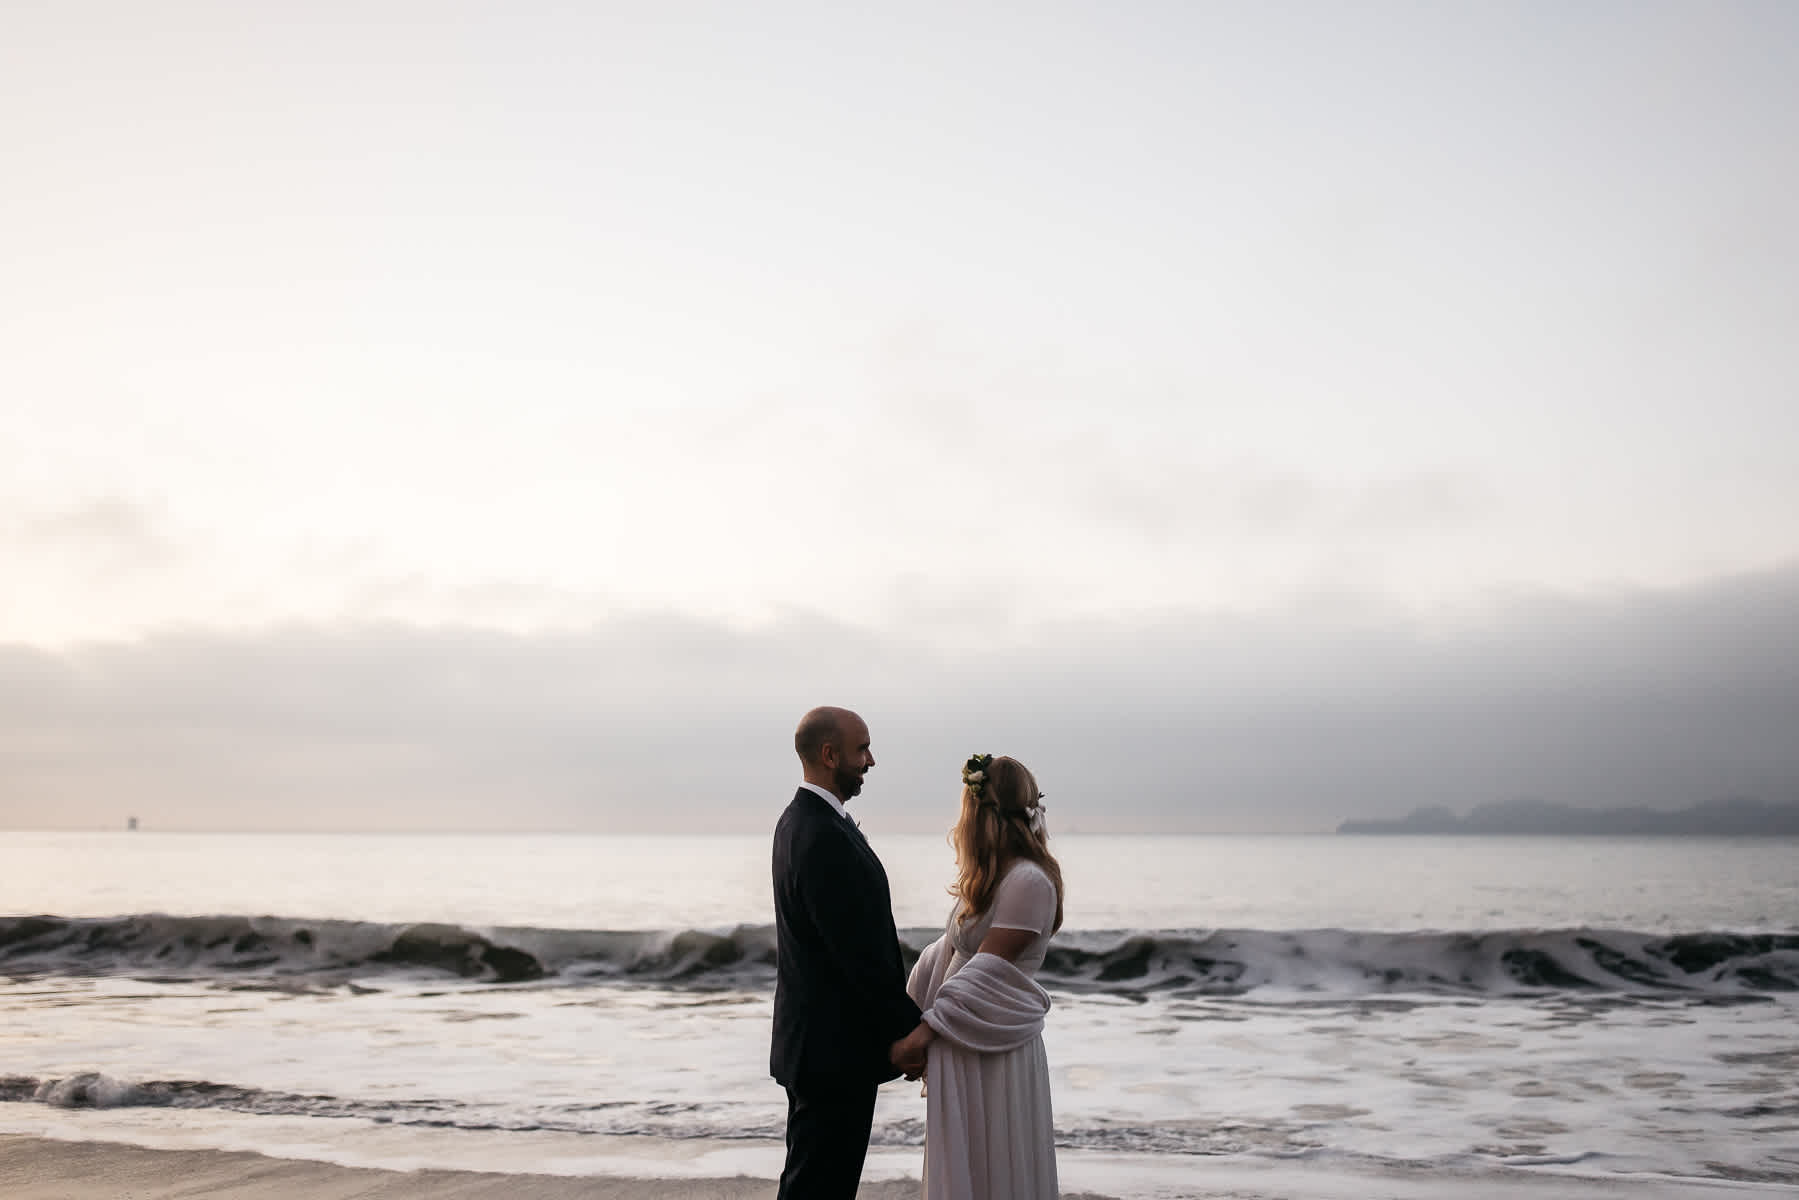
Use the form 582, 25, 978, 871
907, 862, 1059, 1200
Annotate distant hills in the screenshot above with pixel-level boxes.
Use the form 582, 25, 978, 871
1337, 797, 1799, 836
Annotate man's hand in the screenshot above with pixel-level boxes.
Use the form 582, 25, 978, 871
889, 1021, 935, 1080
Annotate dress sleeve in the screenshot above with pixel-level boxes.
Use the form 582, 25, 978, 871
987, 863, 1057, 936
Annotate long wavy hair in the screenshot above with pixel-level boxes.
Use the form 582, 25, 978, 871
950, 755, 1065, 933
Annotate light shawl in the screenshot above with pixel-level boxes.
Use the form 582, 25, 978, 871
905, 935, 1058, 1199
907, 939, 1051, 1051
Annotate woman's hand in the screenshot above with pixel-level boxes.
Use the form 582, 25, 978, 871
889, 1021, 935, 1080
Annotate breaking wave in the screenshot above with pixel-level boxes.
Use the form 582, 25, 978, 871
1, 913, 1794, 995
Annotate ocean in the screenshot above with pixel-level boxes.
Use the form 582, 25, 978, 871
2, 830, 1797, 1195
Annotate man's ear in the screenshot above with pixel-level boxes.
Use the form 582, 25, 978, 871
819, 741, 839, 770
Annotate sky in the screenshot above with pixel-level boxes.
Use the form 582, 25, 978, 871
3, 2, 1796, 832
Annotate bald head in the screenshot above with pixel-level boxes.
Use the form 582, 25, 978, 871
795, 706, 874, 802
795, 706, 856, 767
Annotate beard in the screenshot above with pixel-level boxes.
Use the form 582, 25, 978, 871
834, 763, 866, 800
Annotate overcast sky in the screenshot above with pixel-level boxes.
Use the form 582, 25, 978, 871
4, 2, 1796, 832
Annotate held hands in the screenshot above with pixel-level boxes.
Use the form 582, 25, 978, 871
889, 1021, 935, 1081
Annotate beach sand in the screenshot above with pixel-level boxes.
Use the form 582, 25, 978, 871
0, 1135, 937, 1200
6, 1133, 1781, 1200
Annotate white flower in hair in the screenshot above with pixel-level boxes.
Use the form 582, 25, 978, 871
965, 770, 985, 785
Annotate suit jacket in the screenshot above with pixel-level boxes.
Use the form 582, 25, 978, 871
770, 787, 922, 1087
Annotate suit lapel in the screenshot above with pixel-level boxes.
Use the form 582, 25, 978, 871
795, 788, 880, 870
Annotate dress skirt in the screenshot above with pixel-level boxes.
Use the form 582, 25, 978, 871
923, 1033, 1058, 1200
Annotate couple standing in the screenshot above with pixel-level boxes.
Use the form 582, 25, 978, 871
770, 705, 1065, 1199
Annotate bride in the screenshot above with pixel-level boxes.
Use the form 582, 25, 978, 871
893, 754, 1065, 1200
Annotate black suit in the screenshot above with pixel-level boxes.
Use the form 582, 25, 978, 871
771, 787, 922, 1199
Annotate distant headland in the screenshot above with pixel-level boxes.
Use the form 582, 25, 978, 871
1337, 797, 1799, 836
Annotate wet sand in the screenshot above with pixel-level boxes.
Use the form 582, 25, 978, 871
0, 1135, 929, 1200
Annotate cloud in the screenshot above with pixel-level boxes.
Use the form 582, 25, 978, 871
1070, 459, 1491, 545
2, 498, 186, 642
2, 562, 1795, 834
10, 498, 171, 560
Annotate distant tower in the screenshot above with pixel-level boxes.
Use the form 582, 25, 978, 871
127, 816, 138, 831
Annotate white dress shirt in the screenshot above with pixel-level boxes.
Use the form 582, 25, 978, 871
798, 780, 850, 821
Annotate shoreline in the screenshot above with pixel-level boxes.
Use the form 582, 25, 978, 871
0, 1135, 840, 1199
4, 1131, 1787, 1200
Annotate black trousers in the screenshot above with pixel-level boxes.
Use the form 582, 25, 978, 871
778, 1078, 879, 1200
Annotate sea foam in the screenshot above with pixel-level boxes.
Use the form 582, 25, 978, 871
2, 913, 1794, 995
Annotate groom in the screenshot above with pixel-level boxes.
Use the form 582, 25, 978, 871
771, 706, 926, 1198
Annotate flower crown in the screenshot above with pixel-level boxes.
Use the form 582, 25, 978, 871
962, 752, 1048, 836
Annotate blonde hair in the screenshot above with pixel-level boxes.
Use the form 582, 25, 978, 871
949, 755, 1065, 933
